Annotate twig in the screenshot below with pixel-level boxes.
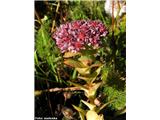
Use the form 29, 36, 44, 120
35, 87, 82, 96
47, 87, 81, 92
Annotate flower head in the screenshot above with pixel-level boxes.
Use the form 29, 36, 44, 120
52, 20, 108, 53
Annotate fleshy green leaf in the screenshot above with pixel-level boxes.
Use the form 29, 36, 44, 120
87, 82, 102, 98
68, 81, 88, 93
81, 100, 96, 110
78, 65, 102, 83
91, 66, 102, 83
90, 62, 102, 68
64, 59, 86, 68
76, 67, 90, 75
63, 52, 81, 58
72, 105, 86, 120
72, 105, 86, 114
78, 55, 93, 66
86, 110, 104, 120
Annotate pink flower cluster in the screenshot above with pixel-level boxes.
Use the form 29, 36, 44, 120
52, 20, 108, 53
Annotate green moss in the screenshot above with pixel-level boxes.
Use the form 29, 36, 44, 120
103, 86, 126, 111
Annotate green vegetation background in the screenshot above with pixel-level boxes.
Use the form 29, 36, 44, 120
35, 0, 126, 119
